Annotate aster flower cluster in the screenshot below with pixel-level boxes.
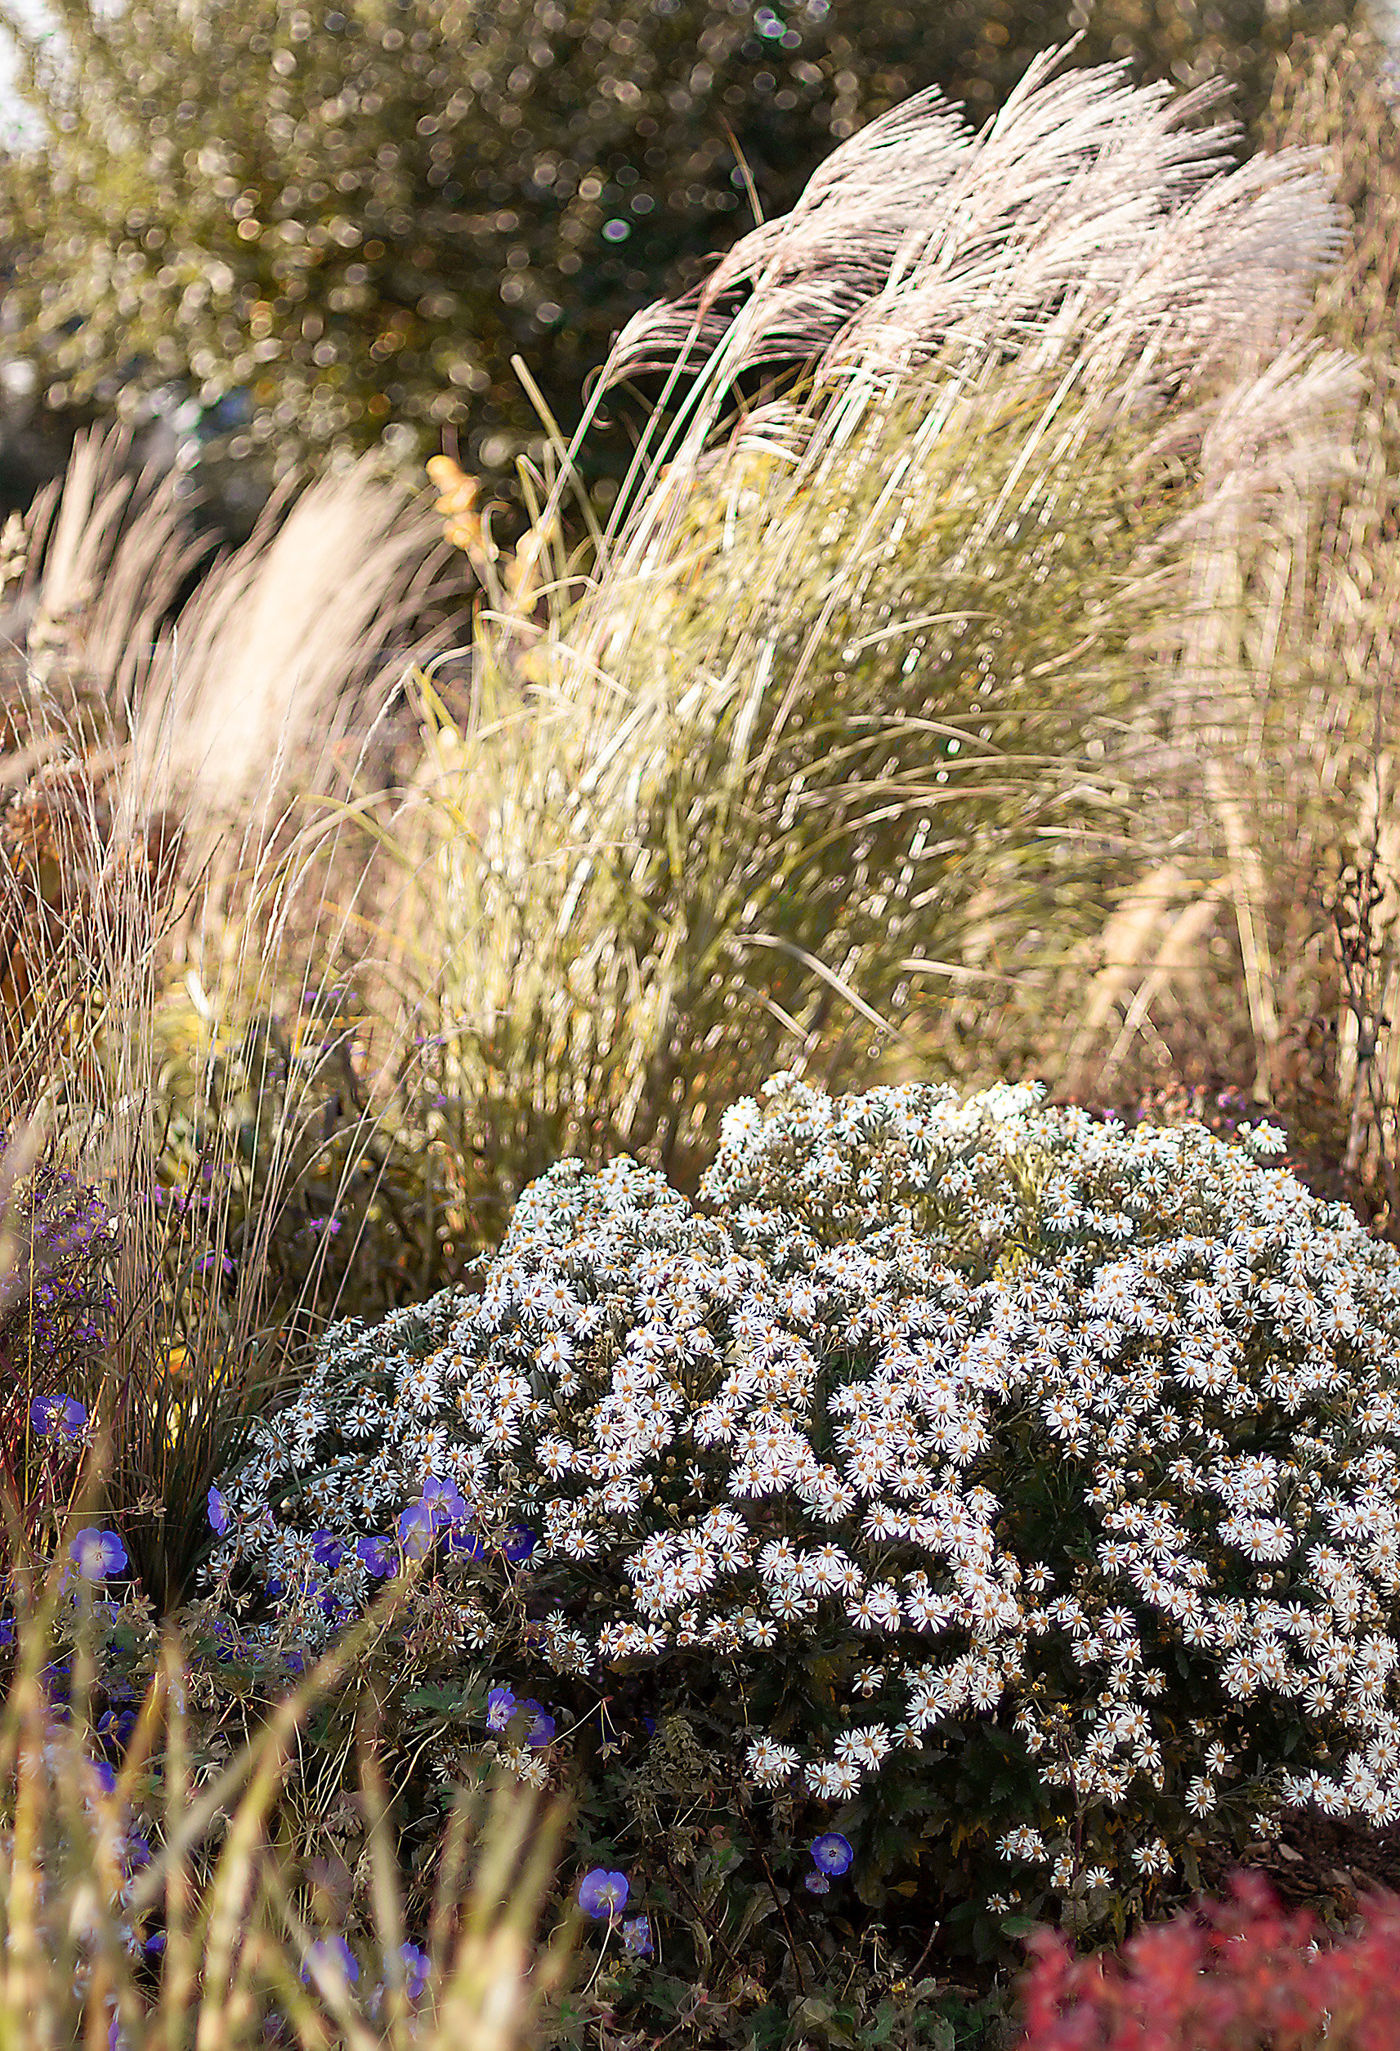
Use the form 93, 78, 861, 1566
206, 1074, 1400, 1905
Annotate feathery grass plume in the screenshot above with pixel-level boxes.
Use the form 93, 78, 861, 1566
0, 424, 214, 722
379, 42, 1352, 1203
130, 446, 466, 834
993, 26, 1400, 1225
1222, 20, 1400, 1226
599, 43, 1342, 496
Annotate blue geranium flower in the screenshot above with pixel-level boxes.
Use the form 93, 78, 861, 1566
622, 1915, 653, 1958
30, 1393, 88, 1439
207, 1485, 229, 1535
69, 1528, 128, 1581
518, 1699, 556, 1747
396, 1501, 439, 1559
299, 1935, 358, 1986
577, 1868, 630, 1921
500, 1524, 537, 1563
810, 1832, 854, 1877
356, 1534, 394, 1577
419, 1475, 468, 1524
398, 1942, 431, 1999
310, 1531, 344, 1572
486, 1685, 517, 1732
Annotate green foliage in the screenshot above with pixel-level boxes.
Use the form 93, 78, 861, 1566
0, 0, 1361, 524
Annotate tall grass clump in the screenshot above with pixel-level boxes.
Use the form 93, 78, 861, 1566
0, 423, 483, 1611
942, 26, 1400, 1236
370, 42, 1357, 1232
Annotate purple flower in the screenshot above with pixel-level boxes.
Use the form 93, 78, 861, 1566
193, 1250, 236, 1278
30, 1392, 88, 1439
90, 1758, 117, 1794
518, 1699, 555, 1748
804, 1870, 831, 1894
356, 1535, 394, 1577
0, 1616, 13, 1648
69, 1528, 128, 1581
207, 1485, 229, 1535
577, 1868, 630, 1921
144, 1931, 166, 1955
446, 1526, 484, 1558
310, 1530, 344, 1572
485, 1685, 517, 1732
810, 1832, 853, 1877
396, 1501, 438, 1559
500, 1524, 537, 1563
299, 1935, 358, 1987
120, 1832, 153, 1874
622, 1915, 653, 1958
419, 1475, 468, 1524
398, 1942, 431, 1999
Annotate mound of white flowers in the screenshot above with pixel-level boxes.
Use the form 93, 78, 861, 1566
206, 1075, 1400, 1904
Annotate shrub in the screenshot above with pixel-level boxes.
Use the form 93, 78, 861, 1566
206, 1074, 1400, 1950
1015, 1872, 1400, 2050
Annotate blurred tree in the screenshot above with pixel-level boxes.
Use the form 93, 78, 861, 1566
0, 0, 1367, 535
